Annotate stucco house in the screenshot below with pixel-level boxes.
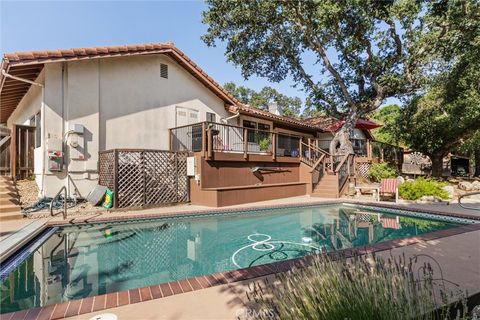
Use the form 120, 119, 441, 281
0, 42, 395, 207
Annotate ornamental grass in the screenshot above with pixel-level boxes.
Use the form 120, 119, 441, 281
247, 253, 469, 320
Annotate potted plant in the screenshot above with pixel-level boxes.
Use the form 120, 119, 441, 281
259, 136, 271, 152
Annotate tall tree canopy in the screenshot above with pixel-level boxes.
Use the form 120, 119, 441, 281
204, 1, 436, 155
203, 0, 479, 155
397, 45, 480, 177
223, 82, 302, 117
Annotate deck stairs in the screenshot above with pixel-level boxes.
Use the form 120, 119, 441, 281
0, 176, 23, 220
300, 141, 355, 198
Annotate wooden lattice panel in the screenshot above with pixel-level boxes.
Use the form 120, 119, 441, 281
98, 150, 115, 191
99, 149, 189, 208
117, 151, 144, 208
356, 162, 372, 180
176, 152, 189, 202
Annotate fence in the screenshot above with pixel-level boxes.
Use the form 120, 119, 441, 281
372, 140, 404, 168
98, 149, 189, 208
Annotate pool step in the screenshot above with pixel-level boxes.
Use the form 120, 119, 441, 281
0, 177, 23, 221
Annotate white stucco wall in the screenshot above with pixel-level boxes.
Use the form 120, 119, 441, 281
99, 54, 230, 150
7, 71, 44, 191
9, 53, 232, 197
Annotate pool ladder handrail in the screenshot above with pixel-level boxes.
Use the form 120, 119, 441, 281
458, 191, 480, 210
50, 186, 68, 219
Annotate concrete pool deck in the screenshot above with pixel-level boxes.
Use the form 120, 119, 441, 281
1, 196, 479, 319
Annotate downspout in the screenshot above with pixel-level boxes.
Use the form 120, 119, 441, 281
220, 110, 240, 124
1, 69, 46, 196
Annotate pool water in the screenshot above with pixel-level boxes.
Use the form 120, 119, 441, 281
0, 204, 464, 313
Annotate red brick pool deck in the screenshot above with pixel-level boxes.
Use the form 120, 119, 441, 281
1, 197, 479, 320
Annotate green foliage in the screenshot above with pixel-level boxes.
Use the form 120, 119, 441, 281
258, 136, 271, 151
399, 178, 450, 200
223, 82, 302, 117
371, 105, 402, 146
204, 0, 420, 118
397, 44, 480, 175
248, 254, 468, 319
367, 163, 399, 182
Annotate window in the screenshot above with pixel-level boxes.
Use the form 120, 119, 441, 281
206, 112, 216, 123
243, 120, 270, 143
160, 63, 168, 79
351, 139, 367, 156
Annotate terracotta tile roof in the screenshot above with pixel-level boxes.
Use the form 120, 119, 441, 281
1, 42, 240, 123
304, 116, 381, 132
304, 116, 340, 131
228, 104, 320, 131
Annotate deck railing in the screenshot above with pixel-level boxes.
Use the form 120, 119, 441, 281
170, 121, 302, 159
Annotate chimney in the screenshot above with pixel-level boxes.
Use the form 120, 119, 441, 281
268, 102, 282, 116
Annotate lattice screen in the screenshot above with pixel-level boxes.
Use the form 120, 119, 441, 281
356, 162, 372, 180
99, 150, 115, 191
98, 149, 189, 208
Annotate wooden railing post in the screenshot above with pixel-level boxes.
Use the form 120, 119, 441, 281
347, 155, 351, 179
308, 138, 311, 159
243, 128, 248, 159
299, 140, 303, 158
272, 133, 276, 160
201, 122, 207, 157
207, 126, 213, 159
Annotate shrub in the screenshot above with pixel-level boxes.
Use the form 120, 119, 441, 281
247, 254, 468, 320
258, 137, 271, 151
367, 163, 399, 182
399, 177, 450, 200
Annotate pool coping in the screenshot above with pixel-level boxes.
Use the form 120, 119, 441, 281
2, 200, 480, 320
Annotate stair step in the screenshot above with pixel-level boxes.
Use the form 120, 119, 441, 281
0, 186, 16, 192
0, 205, 21, 213
0, 211, 23, 221
311, 193, 339, 198
0, 191, 17, 197
0, 198, 20, 206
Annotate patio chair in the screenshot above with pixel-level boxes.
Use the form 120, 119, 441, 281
379, 178, 399, 202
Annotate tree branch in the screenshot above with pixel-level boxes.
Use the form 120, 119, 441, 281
288, 2, 357, 111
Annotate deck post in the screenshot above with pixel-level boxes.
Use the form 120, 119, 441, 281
272, 133, 276, 160
168, 128, 172, 151
201, 122, 207, 157
299, 139, 303, 158
308, 138, 311, 159
207, 126, 213, 159
243, 128, 248, 159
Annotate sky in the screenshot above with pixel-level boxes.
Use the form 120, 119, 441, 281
0, 1, 399, 111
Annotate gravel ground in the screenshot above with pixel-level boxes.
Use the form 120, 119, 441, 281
16, 179, 40, 208
15, 179, 108, 218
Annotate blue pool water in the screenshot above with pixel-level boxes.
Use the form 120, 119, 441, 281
0, 204, 467, 313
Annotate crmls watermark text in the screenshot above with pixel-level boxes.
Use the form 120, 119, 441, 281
235, 308, 275, 319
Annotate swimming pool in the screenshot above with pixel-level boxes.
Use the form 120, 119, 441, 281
0, 204, 473, 314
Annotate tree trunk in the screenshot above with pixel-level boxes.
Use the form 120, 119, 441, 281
329, 112, 356, 156
475, 147, 480, 177
430, 154, 444, 177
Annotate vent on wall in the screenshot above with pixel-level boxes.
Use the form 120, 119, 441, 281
160, 63, 168, 79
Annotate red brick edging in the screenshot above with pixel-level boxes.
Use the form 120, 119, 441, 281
2, 201, 480, 319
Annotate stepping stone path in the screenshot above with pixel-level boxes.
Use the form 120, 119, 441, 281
0, 176, 23, 220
